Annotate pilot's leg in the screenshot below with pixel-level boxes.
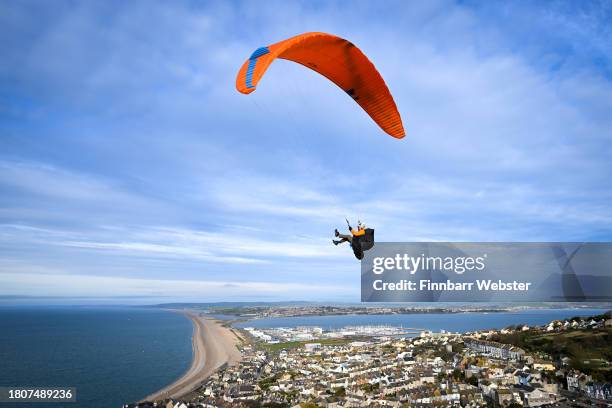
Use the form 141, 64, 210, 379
337, 233, 352, 243
333, 234, 353, 246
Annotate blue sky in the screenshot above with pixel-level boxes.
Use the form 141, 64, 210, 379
1, 0, 611, 303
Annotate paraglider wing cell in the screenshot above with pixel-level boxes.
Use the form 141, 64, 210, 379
236, 32, 405, 138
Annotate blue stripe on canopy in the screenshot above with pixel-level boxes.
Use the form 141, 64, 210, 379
245, 47, 270, 89
250, 47, 270, 60
245, 59, 257, 89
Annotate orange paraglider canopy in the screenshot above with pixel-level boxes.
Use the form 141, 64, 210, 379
236, 32, 405, 139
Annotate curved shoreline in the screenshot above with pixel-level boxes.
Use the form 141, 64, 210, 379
141, 312, 241, 402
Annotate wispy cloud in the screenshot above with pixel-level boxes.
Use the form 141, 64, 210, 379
0, 161, 134, 202
0, 271, 356, 301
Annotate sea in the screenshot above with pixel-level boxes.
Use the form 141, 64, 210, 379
0, 306, 192, 408
233, 308, 608, 332
0, 306, 608, 408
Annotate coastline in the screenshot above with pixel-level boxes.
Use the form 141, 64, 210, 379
142, 311, 242, 402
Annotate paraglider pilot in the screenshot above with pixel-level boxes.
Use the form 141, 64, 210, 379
333, 220, 366, 246
333, 219, 375, 260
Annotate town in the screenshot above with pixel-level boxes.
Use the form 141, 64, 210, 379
125, 311, 611, 408
160, 304, 523, 320
244, 326, 423, 343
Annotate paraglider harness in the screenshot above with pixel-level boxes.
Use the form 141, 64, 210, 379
346, 219, 375, 260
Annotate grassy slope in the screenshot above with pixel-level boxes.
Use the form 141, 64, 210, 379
492, 327, 611, 382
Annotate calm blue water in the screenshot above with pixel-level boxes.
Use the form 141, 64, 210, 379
0, 307, 192, 408
234, 308, 609, 332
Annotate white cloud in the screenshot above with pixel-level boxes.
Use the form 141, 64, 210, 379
0, 161, 124, 201
0, 271, 356, 300
0, 223, 338, 263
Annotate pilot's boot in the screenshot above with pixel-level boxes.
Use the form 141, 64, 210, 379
333, 240, 342, 245
334, 229, 340, 237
